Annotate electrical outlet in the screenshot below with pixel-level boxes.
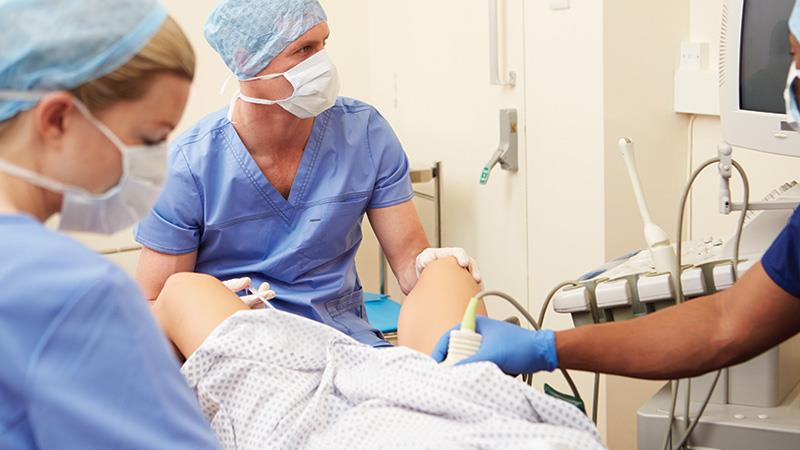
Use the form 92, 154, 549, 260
680, 41, 709, 70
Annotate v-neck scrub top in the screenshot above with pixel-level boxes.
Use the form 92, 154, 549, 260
135, 97, 414, 346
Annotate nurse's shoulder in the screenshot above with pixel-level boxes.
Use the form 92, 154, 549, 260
0, 214, 141, 407
0, 214, 146, 318
0, 215, 219, 449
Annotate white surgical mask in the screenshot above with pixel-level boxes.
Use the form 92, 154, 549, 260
229, 50, 340, 120
784, 63, 800, 131
0, 91, 168, 234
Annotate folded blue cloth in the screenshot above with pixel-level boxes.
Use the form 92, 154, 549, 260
364, 293, 401, 334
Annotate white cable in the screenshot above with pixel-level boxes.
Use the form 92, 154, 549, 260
662, 158, 719, 450
661, 157, 750, 450
592, 372, 600, 424
663, 158, 714, 450
686, 115, 697, 241
682, 115, 697, 433
684, 379, 691, 431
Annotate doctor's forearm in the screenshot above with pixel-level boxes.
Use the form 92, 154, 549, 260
383, 231, 428, 294
367, 201, 429, 294
135, 247, 198, 301
395, 253, 424, 294
554, 292, 735, 379
554, 263, 800, 379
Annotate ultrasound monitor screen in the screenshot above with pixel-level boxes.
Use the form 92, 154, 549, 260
739, 0, 795, 114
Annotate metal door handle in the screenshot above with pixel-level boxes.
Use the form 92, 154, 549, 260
481, 109, 518, 185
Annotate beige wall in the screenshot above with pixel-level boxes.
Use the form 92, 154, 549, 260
161, 1, 229, 135
521, 0, 609, 438
362, 0, 533, 319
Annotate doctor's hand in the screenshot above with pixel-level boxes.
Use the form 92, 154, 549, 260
416, 247, 482, 284
432, 316, 559, 375
222, 277, 277, 309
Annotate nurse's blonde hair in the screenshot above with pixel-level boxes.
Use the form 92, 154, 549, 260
0, 16, 195, 134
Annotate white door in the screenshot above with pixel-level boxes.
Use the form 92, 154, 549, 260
362, 0, 530, 319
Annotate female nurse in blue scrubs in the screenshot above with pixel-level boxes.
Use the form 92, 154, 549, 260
435, 1, 800, 383
0, 1, 217, 448
134, 0, 482, 347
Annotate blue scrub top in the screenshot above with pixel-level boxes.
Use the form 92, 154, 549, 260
762, 207, 800, 297
135, 97, 414, 347
0, 214, 218, 449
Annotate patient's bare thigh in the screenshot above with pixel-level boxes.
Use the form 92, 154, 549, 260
152, 272, 248, 358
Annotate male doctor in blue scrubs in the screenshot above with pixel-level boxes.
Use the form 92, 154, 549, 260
135, 0, 481, 347
435, 1, 800, 381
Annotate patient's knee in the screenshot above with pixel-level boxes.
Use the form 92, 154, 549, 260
421, 257, 479, 288
156, 273, 214, 315
163, 272, 214, 294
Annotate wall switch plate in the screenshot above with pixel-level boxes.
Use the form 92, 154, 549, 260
549, 0, 570, 10
680, 40, 709, 70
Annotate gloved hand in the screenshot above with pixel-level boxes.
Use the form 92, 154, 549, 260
222, 277, 277, 309
432, 316, 558, 374
416, 247, 482, 283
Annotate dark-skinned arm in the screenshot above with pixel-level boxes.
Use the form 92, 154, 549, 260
556, 262, 800, 379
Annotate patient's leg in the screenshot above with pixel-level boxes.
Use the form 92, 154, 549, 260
153, 260, 484, 360
398, 258, 486, 355
152, 272, 248, 359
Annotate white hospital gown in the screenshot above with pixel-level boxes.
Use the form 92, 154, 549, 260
181, 310, 605, 450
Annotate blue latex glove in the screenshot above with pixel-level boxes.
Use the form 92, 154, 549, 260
432, 316, 558, 374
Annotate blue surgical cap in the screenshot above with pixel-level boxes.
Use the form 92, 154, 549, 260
0, 0, 168, 122
792, 0, 800, 40
204, 0, 327, 79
